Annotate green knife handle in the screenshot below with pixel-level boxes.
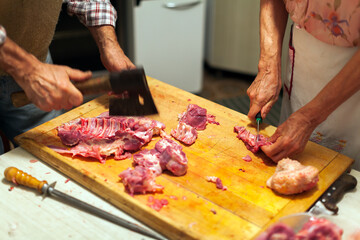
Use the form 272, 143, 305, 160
256, 112, 262, 123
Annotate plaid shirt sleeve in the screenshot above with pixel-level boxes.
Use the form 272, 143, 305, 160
64, 0, 117, 27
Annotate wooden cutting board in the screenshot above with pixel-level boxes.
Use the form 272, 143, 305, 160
15, 77, 353, 240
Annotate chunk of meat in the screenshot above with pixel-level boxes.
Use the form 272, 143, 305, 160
171, 104, 219, 145
119, 138, 189, 194
267, 158, 319, 195
119, 166, 164, 195
133, 149, 162, 176
255, 223, 295, 240
170, 122, 198, 145
296, 217, 343, 240
178, 104, 219, 130
155, 138, 188, 176
53, 112, 165, 163
234, 126, 271, 153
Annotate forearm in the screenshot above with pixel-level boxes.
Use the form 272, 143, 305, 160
0, 37, 39, 82
88, 25, 123, 55
258, 0, 288, 69
300, 49, 360, 126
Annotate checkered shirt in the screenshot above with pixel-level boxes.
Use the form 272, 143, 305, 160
64, 0, 117, 27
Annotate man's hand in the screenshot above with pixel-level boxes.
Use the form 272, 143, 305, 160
261, 110, 316, 162
0, 37, 92, 112
16, 62, 92, 111
89, 25, 135, 72
247, 63, 282, 121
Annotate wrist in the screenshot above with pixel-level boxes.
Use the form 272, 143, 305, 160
0, 37, 41, 81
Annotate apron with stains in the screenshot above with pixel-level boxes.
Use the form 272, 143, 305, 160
280, 25, 360, 170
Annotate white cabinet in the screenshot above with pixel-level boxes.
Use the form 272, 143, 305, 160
205, 0, 291, 77
133, 0, 206, 93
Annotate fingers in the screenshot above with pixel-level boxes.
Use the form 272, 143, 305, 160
66, 67, 92, 82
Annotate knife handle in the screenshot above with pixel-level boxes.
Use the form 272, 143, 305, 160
4, 167, 47, 193
322, 174, 357, 214
10, 75, 110, 108
255, 112, 262, 124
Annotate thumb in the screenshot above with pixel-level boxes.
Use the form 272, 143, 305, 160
66, 67, 92, 82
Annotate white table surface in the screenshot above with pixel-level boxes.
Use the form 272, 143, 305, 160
1, 147, 360, 239
0, 147, 165, 240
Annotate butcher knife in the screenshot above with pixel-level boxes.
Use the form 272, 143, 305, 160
4, 167, 165, 240
308, 173, 357, 215
10, 68, 158, 116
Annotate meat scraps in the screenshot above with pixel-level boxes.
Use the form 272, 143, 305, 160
256, 217, 343, 240
52, 112, 165, 163
206, 176, 228, 191
171, 104, 219, 145
266, 158, 319, 195
119, 138, 188, 195
234, 126, 271, 153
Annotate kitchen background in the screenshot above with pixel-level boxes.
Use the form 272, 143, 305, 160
50, 0, 291, 126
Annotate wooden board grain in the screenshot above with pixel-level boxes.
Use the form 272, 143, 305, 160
15, 77, 354, 240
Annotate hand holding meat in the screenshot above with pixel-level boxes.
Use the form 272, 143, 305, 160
13, 61, 92, 112
261, 110, 317, 163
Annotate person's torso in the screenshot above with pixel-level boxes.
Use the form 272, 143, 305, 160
0, 0, 63, 75
283, 0, 360, 47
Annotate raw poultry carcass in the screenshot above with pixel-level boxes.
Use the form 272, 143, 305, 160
267, 158, 319, 195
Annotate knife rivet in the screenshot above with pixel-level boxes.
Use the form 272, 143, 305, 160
322, 199, 326, 203
327, 193, 331, 196
332, 187, 336, 191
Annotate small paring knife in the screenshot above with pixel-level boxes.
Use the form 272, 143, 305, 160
4, 166, 165, 240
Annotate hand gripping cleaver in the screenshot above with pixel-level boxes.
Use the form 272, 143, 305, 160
10, 67, 158, 116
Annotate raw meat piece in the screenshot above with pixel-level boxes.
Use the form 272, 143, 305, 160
53, 112, 165, 163
234, 126, 272, 153
257, 217, 343, 240
120, 138, 188, 194
255, 223, 296, 240
170, 122, 198, 145
147, 196, 169, 211
133, 149, 162, 176
242, 155, 252, 162
178, 104, 219, 130
171, 104, 219, 145
296, 217, 343, 240
156, 138, 188, 176
267, 158, 319, 195
119, 166, 164, 195
206, 176, 228, 190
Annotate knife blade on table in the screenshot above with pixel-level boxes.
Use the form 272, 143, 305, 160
308, 173, 357, 215
4, 166, 165, 240
10, 68, 158, 116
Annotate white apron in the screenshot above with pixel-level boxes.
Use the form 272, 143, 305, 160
280, 25, 360, 170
